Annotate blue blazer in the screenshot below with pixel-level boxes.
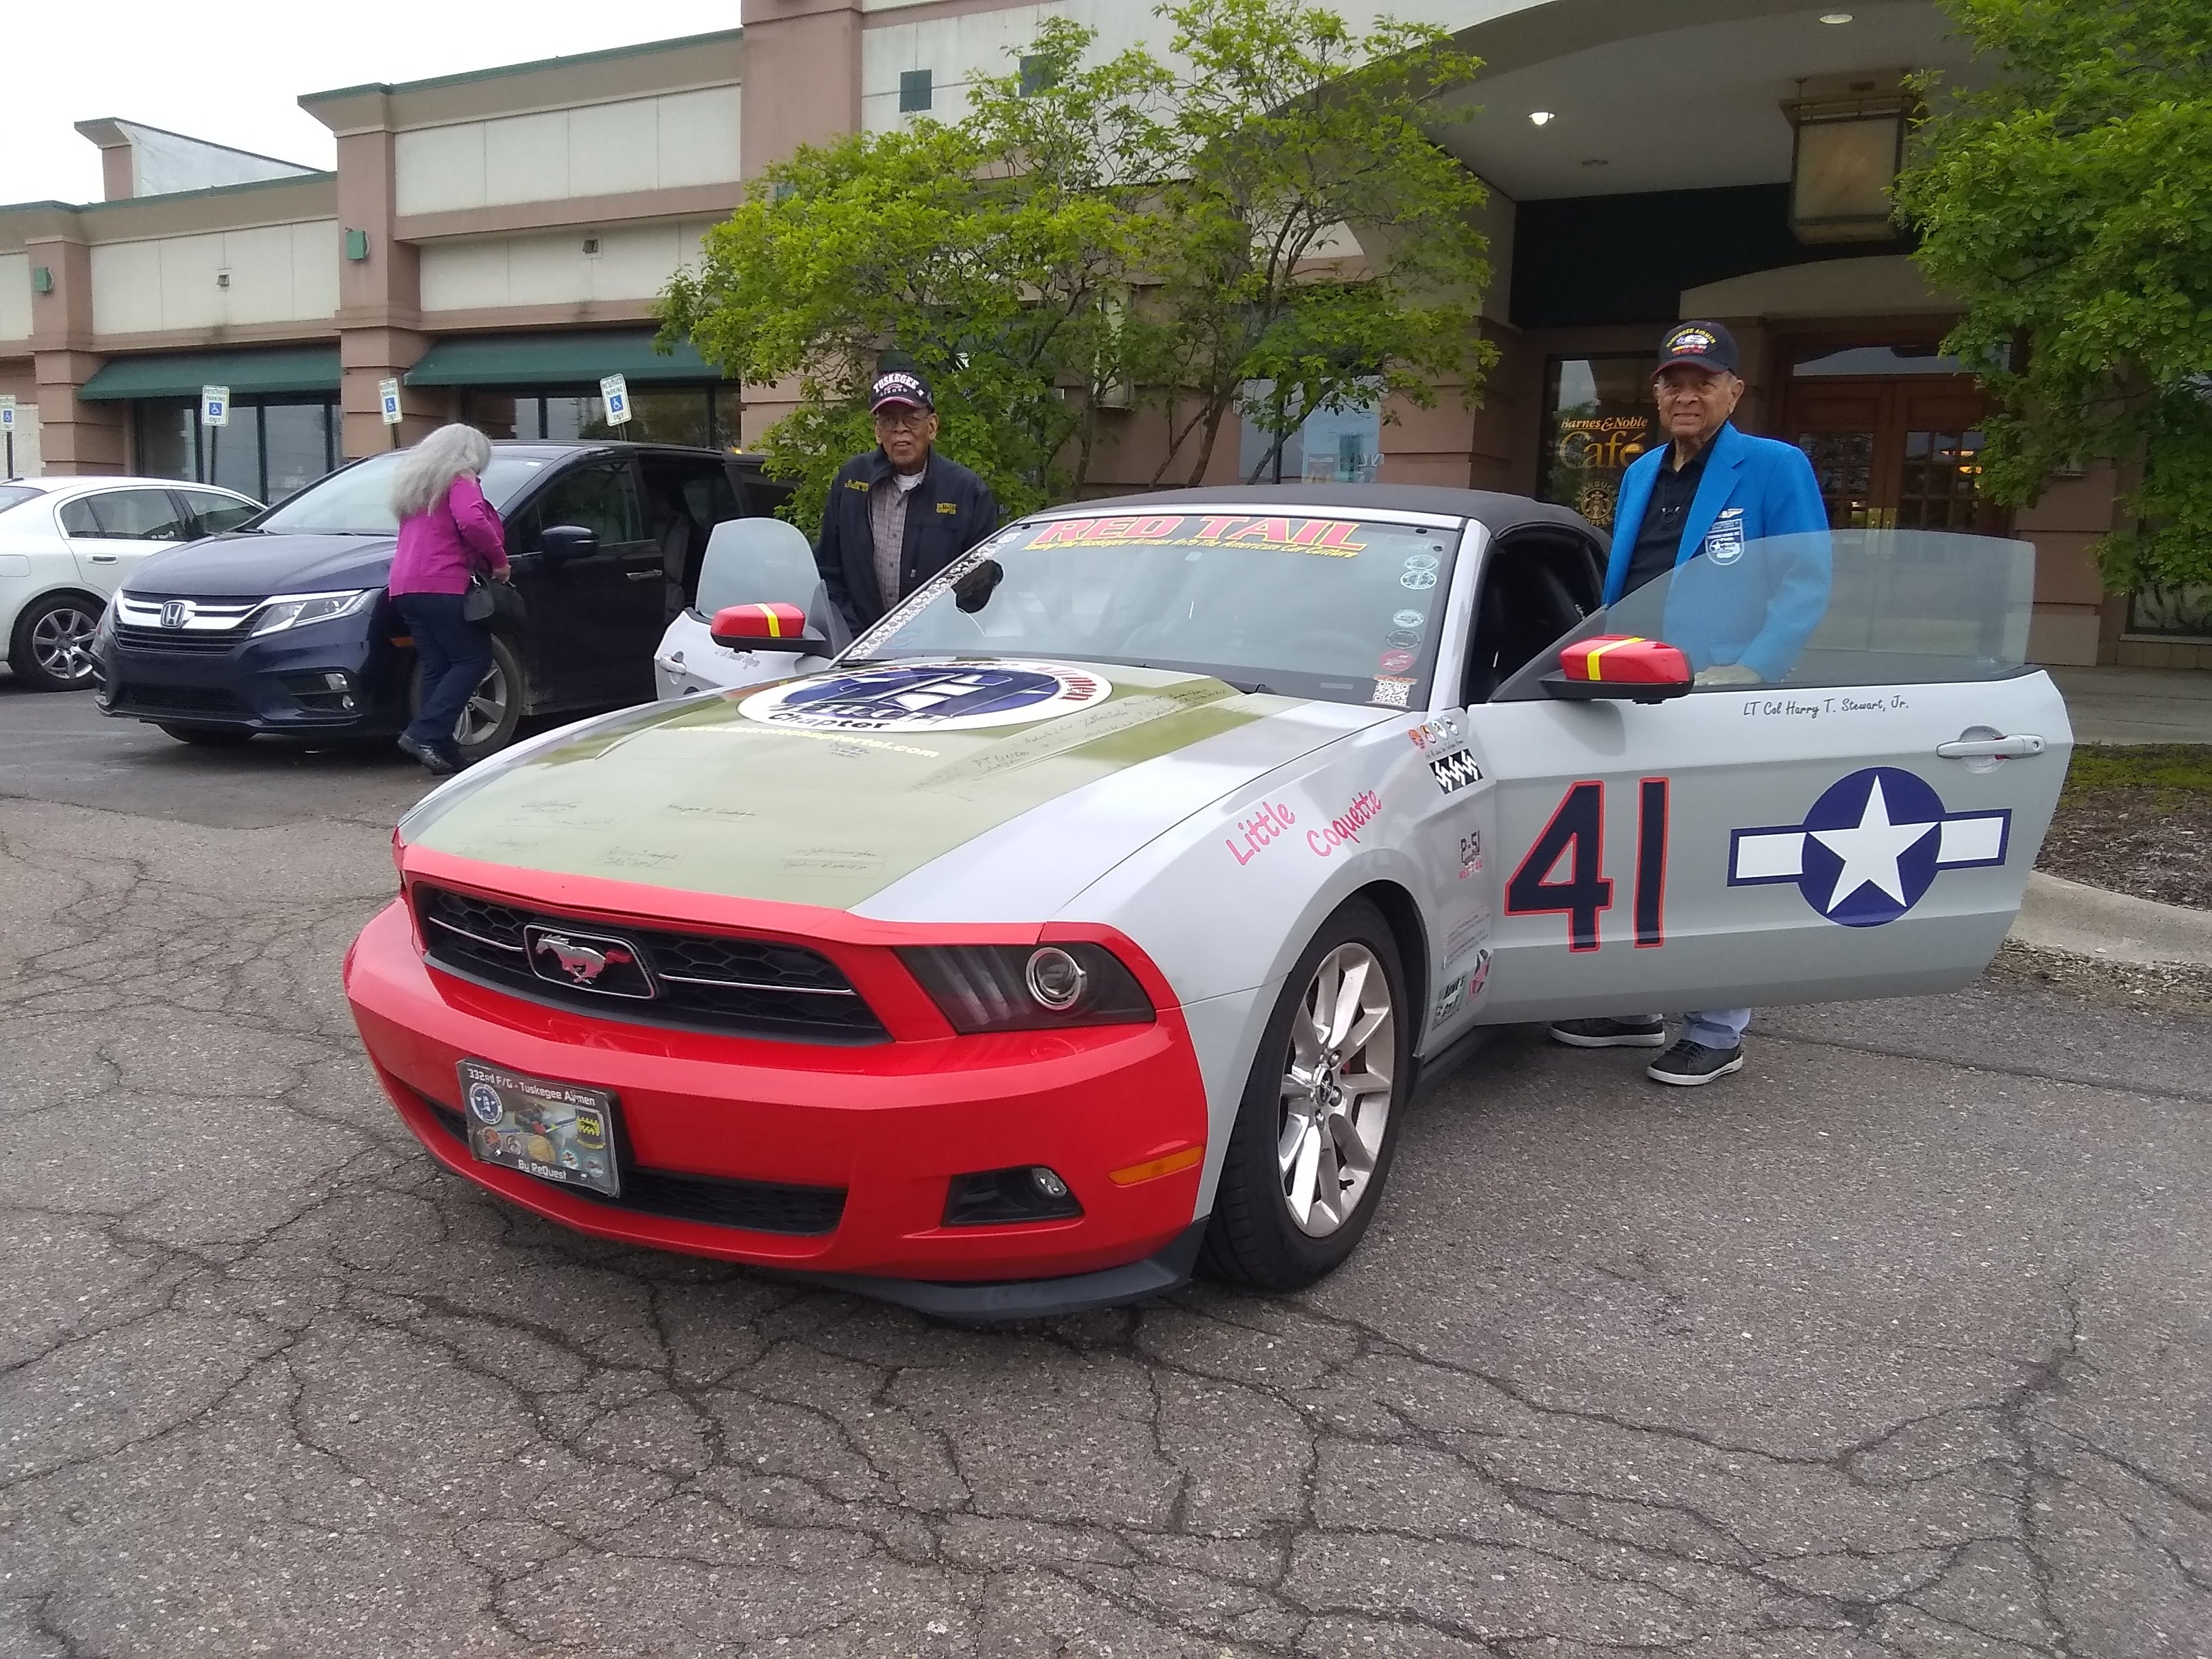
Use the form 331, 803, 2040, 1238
1601, 422, 1832, 682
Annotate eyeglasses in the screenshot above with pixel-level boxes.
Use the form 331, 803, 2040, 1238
874, 407, 930, 431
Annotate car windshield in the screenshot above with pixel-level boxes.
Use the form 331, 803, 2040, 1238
250, 451, 554, 535
850, 508, 1462, 708
0, 485, 42, 514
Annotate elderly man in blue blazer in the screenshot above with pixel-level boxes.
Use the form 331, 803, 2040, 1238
1551, 319, 1832, 1087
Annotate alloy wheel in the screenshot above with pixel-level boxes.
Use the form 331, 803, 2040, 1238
30, 605, 98, 686
1278, 941, 1396, 1237
455, 658, 510, 747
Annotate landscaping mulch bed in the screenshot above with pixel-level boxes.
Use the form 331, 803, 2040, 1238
2036, 744, 2212, 911
1986, 939, 2212, 1019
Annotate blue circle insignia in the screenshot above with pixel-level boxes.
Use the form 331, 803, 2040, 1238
1796, 766, 1944, 927
739, 661, 1112, 733
466, 1081, 505, 1126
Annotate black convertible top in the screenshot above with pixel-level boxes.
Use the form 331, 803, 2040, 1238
1039, 483, 1601, 541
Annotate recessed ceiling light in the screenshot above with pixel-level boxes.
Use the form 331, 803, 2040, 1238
1819, 12, 1853, 22
1528, 110, 1556, 126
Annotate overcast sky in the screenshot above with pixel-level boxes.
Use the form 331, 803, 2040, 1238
3, 1, 743, 205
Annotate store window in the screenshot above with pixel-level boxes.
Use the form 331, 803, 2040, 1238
1238, 380, 1383, 484
463, 387, 738, 449
1536, 356, 1658, 533
132, 398, 339, 505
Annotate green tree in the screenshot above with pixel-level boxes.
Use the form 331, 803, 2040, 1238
659, 0, 1493, 533
1893, 0, 2212, 591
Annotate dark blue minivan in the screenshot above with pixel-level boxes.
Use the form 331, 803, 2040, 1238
91, 441, 786, 760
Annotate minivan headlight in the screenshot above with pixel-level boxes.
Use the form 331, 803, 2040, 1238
250, 589, 378, 636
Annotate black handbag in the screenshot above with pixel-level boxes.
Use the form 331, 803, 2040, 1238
462, 575, 495, 623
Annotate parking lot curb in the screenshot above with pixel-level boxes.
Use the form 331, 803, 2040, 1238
2011, 871, 2212, 969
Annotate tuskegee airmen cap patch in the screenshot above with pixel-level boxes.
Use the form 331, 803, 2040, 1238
1655, 320, 1740, 377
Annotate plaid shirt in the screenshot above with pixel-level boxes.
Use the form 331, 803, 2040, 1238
867, 468, 925, 608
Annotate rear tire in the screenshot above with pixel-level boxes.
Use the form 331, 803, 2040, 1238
1200, 898, 1410, 1291
9, 593, 103, 691
159, 724, 253, 748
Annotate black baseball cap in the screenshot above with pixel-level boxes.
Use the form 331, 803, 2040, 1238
869, 369, 933, 413
1654, 321, 1740, 377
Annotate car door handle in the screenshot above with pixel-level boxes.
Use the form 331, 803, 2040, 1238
623, 569, 661, 582
87, 553, 119, 562
1936, 735, 2045, 758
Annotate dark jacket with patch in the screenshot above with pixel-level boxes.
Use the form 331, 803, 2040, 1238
815, 448, 1000, 631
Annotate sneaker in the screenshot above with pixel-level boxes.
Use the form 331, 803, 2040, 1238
1647, 1038, 1744, 1086
1549, 1016, 1668, 1048
397, 734, 456, 776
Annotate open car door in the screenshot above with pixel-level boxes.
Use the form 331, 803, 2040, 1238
1452, 529, 2070, 1025
654, 517, 848, 699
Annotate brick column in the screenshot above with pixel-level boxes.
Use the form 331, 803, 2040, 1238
24, 222, 124, 475
739, 0, 863, 177
316, 104, 445, 457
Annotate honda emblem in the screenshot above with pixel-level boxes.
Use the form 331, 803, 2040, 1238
159, 600, 191, 630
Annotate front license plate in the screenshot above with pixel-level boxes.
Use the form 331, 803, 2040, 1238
457, 1060, 620, 1197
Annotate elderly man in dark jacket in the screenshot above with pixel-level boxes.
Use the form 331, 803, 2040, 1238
816, 371, 1000, 633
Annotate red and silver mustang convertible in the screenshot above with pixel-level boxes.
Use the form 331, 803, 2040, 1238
345, 486, 2070, 1316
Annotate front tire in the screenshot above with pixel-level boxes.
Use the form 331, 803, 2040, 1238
159, 724, 253, 747
1200, 899, 1410, 1291
414, 633, 525, 766
9, 593, 103, 691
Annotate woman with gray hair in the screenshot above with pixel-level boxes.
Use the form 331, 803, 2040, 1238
386, 423, 510, 775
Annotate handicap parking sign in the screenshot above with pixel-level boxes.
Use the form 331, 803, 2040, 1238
201, 385, 230, 427
600, 374, 631, 426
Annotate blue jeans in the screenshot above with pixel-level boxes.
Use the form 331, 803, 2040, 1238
1647, 1008, 1752, 1048
395, 591, 491, 756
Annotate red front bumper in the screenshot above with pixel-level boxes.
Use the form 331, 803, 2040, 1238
344, 865, 1210, 1302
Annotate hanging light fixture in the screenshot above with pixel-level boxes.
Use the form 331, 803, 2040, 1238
1781, 79, 1914, 243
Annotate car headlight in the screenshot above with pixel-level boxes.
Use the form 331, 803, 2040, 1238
899, 943, 1154, 1034
250, 589, 378, 636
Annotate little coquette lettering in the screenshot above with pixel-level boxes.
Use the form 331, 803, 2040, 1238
1225, 801, 1297, 865
1308, 791, 1383, 857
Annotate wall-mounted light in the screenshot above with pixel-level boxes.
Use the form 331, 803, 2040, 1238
581, 236, 601, 258
1819, 12, 1854, 23
1782, 84, 1914, 243
344, 228, 370, 261
216, 269, 231, 289
31, 266, 53, 294
1528, 110, 1556, 127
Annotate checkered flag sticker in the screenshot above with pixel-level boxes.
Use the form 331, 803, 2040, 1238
1429, 750, 1483, 793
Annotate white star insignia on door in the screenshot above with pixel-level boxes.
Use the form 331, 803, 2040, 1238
1728, 766, 2011, 927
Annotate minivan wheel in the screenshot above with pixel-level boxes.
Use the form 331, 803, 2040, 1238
432, 634, 525, 764
1199, 898, 1410, 1292
9, 594, 102, 691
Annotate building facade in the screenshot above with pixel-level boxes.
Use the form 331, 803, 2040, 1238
0, 3, 2184, 667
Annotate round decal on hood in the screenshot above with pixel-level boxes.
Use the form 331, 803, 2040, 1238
738, 661, 1114, 733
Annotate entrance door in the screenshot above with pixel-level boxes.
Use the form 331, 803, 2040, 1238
1785, 375, 2003, 533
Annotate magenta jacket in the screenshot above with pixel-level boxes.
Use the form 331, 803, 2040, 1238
388, 474, 510, 597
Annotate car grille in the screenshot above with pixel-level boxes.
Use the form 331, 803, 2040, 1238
414, 884, 888, 1044
113, 623, 242, 654
111, 683, 247, 714
414, 1090, 846, 1235
112, 594, 258, 652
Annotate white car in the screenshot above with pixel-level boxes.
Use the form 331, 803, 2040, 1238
349, 487, 2070, 1315
1, 477, 262, 691
652, 516, 847, 701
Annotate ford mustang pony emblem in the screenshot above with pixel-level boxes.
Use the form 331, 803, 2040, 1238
523, 926, 655, 998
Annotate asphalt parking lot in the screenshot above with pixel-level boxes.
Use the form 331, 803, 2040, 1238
3, 677, 2208, 1658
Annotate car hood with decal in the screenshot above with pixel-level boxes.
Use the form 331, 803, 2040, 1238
346, 489, 2072, 1317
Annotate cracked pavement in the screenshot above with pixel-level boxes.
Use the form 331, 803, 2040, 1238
3, 684, 2209, 1658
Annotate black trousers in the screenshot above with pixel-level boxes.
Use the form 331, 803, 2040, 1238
394, 591, 492, 754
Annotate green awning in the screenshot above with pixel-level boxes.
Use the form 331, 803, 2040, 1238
79, 346, 341, 402
404, 330, 726, 389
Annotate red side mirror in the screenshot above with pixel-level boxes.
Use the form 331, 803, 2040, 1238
1544, 635, 1692, 703
709, 602, 829, 653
